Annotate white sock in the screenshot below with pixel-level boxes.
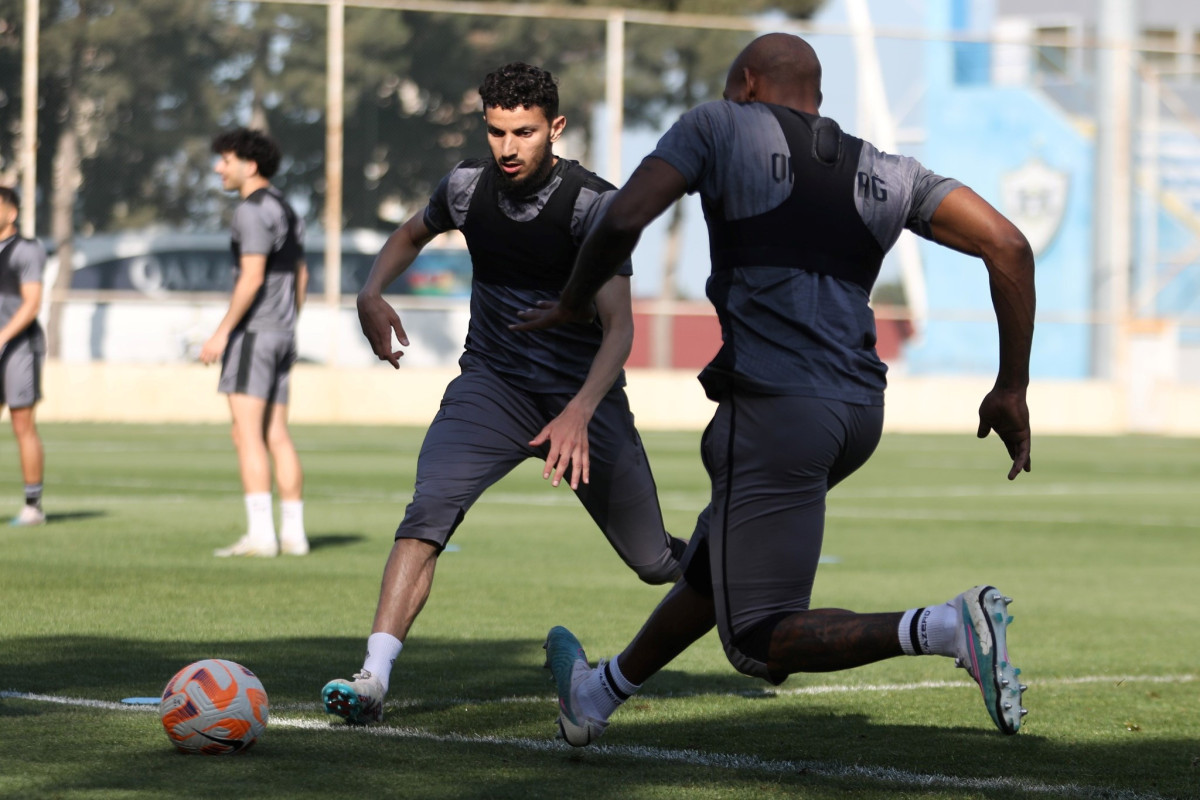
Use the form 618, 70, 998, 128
580, 655, 640, 722
280, 500, 306, 541
899, 602, 959, 657
363, 632, 403, 693
921, 601, 960, 657
245, 493, 275, 541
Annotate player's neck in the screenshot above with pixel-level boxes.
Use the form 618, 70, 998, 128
0, 225, 17, 241
240, 176, 271, 199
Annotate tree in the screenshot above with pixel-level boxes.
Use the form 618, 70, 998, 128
0, 0, 234, 354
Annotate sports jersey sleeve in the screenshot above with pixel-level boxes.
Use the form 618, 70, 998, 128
232, 202, 277, 256
648, 101, 734, 197
855, 142, 963, 252
14, 239, 46, 284
424, 161, 484, 234
572, 186, 634, 278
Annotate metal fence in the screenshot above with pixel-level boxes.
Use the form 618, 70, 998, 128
3, 0, 1198, 382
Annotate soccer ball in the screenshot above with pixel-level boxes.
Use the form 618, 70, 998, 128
159, 659, 269, 755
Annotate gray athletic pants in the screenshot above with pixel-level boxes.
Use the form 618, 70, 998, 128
681, 392, 884, 682
395, 356, 682, 584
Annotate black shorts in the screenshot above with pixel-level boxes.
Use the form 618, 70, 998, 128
395, 355, 681, 584
681, 392, 884, 681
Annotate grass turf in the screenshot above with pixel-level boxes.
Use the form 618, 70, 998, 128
1, 423, 1197, 799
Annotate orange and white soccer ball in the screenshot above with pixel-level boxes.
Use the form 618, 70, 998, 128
160, 659, 269, 755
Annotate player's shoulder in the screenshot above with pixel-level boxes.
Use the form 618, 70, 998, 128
451, 158, 490, 177
558, 158, 615, 194
10, 236, 46, 260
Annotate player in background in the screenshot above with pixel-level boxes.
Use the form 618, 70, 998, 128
0, 186, 48, 526
515, 33, 1035, 741
321, 62, 686, 724
202, 128, 310, 558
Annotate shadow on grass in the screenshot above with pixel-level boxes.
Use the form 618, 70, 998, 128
305, 533, 366, 552
45, 510, 108, 524
2, 636, 1197, 799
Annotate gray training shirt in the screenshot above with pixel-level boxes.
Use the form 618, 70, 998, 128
0, 235, 45, 330
423, 158, 633, 394
230, 186, 305, 333
650, 100, 962, 405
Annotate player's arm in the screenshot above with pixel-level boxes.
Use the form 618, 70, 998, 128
295, 260, 309, 312
200, 253, 266, 364
513, 157, 689, 331
928, 186, 1036, 480
529, 275, 634, 489
0, 281, 43, 349
357, 211, 437, 368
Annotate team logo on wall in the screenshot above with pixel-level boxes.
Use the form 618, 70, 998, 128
1001, 158, 1069, 257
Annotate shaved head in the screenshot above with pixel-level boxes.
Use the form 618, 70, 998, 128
724, 33, 823, 112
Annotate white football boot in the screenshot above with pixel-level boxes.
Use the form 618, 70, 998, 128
10, 505, 46, 526
322, 671, 385, 724
213, 533, 278, 558
544, 625, 608, 747
953, 585, 1027, 734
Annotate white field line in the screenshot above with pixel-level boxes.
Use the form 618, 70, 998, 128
3, 674, 1192, 800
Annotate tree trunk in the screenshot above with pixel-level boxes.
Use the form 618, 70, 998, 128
45, 92, 81, 360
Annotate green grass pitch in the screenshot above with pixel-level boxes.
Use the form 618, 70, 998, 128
1, 423, 1197, 799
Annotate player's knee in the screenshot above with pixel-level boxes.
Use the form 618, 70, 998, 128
631, 534, 691, 584
9, 409, 37, 438
397, 494, 467, 545
631, 556, 679, 585
726, 613, 790, 685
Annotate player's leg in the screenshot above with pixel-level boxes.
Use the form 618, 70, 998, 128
265, 401, 307, 554
264, 339, 307, 554
706, 394, 891, 679
214, 330, 277, 556
549, 389, 685, 584
323, 362, 543, 723
545, 503, 717, 746
4, 335, 46, 526
9, 406, 44, 525
715, 397, 1025, 733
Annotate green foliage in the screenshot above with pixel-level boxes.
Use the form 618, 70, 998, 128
0, 0, 229, 232
0, 0, 828, 234
1, 423, 1199, 799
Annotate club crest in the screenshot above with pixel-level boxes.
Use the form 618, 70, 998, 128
1001, 158, 1069, 257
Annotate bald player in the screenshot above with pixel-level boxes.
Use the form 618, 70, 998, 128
518, 33, 1036, 741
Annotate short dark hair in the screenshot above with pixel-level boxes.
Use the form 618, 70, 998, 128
0, 186, 18, 209
210, 128, 282, 179
479, 62, 559, 121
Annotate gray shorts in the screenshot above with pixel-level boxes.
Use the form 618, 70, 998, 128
0, 325, 46, 409
396, 355, 682, 584
682, 393, 884, 682
218, 328, 296, 404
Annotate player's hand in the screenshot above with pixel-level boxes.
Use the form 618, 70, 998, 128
199, 332, 228, 365
529, 402, 591, 490
357, 291, 409, 369
510, 300, 594, 332
977, 387, 1031, 480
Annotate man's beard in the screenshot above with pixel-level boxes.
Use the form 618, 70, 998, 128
496, 143, 555, 195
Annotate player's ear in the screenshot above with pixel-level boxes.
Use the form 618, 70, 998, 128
743, 68, 758, 101
549, 115, 566, 143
